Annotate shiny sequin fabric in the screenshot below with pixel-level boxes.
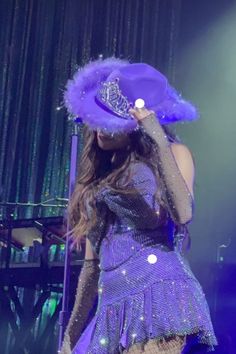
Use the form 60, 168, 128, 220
123, 335, 186, 353
72, 161, 217, 353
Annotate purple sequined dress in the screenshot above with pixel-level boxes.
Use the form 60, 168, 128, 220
72, 161, 217, 353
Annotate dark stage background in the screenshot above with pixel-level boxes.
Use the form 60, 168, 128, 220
0, 0, 235, 353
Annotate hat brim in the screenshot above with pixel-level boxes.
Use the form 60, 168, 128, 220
76, 87, 198, 130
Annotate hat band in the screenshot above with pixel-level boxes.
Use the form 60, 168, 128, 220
96, 80, 132, 119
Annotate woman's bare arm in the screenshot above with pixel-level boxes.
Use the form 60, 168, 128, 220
129, 108, 194, 225
85, 237, 100, 260
170, 142, 195, 200
59, 238, 100, 353
140, 115, 194, 225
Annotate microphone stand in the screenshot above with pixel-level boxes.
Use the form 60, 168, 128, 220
58, 119, 82, 351
213, 238, 231, 318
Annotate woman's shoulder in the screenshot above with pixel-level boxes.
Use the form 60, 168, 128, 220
170, 143, 194, 162
129, 158, 153, 171
127, 159, 156, 183
169, 143, 195, 179
117, 160, 157, 193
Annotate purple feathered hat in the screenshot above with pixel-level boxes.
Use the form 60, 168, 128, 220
64, 57, 198, 133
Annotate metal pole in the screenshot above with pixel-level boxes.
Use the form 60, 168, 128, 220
5, 206, 14, 269
58, 121, 81, 351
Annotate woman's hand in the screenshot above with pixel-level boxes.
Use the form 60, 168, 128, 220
129, 107, 155, 122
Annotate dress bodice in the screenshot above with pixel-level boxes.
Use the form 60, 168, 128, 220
87, 160, 177, 268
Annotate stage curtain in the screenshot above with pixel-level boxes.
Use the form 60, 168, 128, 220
0, 0, 181, 219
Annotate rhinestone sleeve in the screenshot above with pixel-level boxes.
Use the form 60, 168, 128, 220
139, 113, 194, 225
96, 162, 163, 230
86, 202, 110, 257
59, 259, 100, 354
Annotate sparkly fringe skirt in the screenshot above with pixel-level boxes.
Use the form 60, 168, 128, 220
72, 246, 217, 353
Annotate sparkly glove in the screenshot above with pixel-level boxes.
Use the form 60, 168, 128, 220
59, 259, 100, 354
86, 201, 110, 257
96, 162, 164, 230
139, 113, 194, 225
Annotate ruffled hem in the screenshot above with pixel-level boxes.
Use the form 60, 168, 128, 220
73, 278, 217, 354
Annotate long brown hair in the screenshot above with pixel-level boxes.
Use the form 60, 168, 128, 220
68, 124, 181, 247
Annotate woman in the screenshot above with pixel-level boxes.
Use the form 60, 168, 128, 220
60, 57, 217, 353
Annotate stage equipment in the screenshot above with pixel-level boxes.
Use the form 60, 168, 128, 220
0, 201, 84, 353
58, 118, 84, 351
